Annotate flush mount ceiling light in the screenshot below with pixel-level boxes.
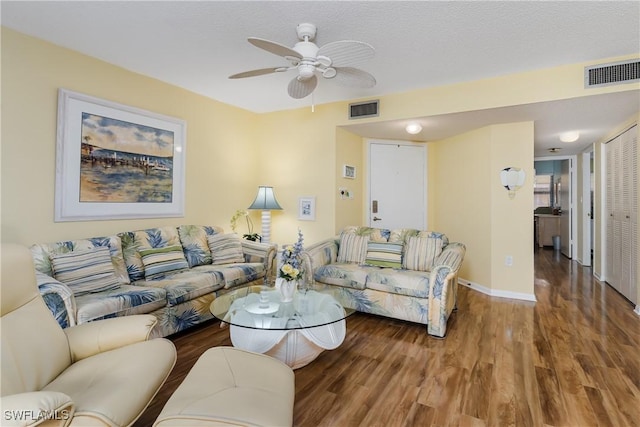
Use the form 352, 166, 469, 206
560, 131, 580, 143
405, 123, 422, 134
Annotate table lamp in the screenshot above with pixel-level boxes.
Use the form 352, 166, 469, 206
248, 186, 282, 244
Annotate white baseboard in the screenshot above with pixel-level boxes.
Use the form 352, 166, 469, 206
635, 305, 640, 316
458, 279, 537, 302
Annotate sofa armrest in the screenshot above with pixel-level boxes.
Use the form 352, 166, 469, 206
35, 272, 77, 328
427, 265, 457, 337
300, 237, 339, 283
0, 391, 74, 427
64, 314, 157, 363
434, 242, 466, 273
241, 240, 277, 284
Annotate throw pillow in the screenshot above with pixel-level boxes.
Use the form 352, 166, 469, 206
402, 236, 443, 271
207, 234, 245, 265
139, 245, 189, 280
365, 242, 403, 268
337, 233, 369, 264
50, 246, 121, 296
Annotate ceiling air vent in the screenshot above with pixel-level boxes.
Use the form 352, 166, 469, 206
349, 100, 379, 119
585, 59, 640, 88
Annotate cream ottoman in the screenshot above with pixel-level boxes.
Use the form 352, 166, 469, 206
153, 346, 295, 427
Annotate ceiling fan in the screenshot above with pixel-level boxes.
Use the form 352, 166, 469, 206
229, 23, 376, 99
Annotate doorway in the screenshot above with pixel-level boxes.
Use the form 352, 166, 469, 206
534, 156, 578, 259
366, 140, 427, 230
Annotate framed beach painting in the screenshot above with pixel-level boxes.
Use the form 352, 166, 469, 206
55, 89, 186, 221
298, 196, 316, 221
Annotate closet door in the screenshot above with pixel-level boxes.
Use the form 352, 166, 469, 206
625, 127, 638, 304
605, 125, 638, 304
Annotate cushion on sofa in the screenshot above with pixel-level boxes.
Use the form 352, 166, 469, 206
74, 284, 167, 324
341, 226, 390, 242
213, 263, 266, 289
208, 234, 245, 265
402, 235, 444, 271
31, 235, 130, 284
140, 245, 190, 280
337, 233, 369, 264
364, 242, 403, 268
366, 269, 431, 298
135, 268, 226, 306
314, 263, 370, 290
178, 225, 224, 267
50, 247, 121, 296
121, 226, 184, 282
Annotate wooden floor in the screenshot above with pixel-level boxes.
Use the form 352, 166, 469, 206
133, 249, 640, 427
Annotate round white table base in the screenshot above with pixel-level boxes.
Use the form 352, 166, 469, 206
229, 320, 346, 369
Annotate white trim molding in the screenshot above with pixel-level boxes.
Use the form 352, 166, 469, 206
634, 305, 640, 316
458, 279, 537, 302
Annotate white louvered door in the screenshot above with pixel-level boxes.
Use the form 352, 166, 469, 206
605, 125, 638, 304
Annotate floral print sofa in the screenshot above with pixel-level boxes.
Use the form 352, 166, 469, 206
302, 226, 465, 338
31, 225, 276, 338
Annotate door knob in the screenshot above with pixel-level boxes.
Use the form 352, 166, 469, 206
373, 216, 382, 221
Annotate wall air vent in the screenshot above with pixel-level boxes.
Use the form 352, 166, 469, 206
585, 59, 640, 88
349, 100, 379, 119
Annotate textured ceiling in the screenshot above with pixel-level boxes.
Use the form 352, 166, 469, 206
2, 1, 639, 156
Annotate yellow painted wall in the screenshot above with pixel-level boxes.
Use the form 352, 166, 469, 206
432, 122, 534, 295
1, 28, 259, 245
335, 128, 363, 232
432, 127, 493, 285
252, 104, 344, 244
488, 122, 535, 295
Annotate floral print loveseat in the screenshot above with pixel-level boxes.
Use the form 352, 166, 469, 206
31, 225, 276, 338
302, 226, 465, 338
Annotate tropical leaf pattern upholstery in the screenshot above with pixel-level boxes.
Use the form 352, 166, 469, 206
178, 225, 223, 267
30, 225, 277, 338
74, 285, 167, 324
303, 226, 465, 338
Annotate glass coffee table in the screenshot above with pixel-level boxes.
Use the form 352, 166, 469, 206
210, 284, 355, 369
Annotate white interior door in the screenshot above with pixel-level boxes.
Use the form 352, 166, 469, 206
559, 159, 572, 258
367, 141, 426, 230
581, 151, 592, 266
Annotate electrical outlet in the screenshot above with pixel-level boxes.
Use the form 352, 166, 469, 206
505, 255, 513, 267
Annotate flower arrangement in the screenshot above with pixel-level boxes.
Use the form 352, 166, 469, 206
279, 229, 304, 282
230, 209, 261, 242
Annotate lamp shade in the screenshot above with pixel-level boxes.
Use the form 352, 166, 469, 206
248, 186, 282, 210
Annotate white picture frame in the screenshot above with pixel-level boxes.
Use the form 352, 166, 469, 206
343, 164, 356, 179
55, 89, 186, 221
298, 196, 316, 221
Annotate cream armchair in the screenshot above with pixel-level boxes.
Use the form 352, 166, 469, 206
1, 244, 177, 427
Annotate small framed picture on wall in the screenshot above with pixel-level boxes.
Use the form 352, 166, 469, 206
343, 164, 356, 179
298, 196, 316, 221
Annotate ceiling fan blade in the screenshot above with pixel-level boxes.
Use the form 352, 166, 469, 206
288, 75, 318, 99
331, 67, 377, 88
229, 67, 288, 79
248, 37, 302, 59
317, 40, 375, 67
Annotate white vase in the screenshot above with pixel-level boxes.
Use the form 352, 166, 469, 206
280, 280, 297, 303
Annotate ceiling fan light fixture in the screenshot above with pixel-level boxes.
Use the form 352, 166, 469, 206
298, 63, 316, 80
560, 131, 580, 143
405, 123, 422, 134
